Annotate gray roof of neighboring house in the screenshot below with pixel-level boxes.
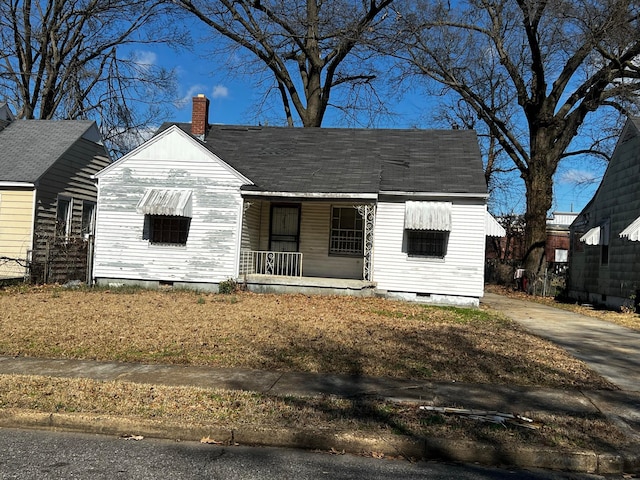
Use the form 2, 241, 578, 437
0, 102, 14, 122
0, 119, 98, 182
160, 123, 487, 195
571, 116, 640, 225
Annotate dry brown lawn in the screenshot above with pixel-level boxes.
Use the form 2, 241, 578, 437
0, 374, 630, 453
0, 285, 612, 389
0, 285, 634, 454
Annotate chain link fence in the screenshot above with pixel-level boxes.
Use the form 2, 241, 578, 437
485, 259, 568, 298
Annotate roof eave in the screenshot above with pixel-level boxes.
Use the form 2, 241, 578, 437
0, 181, 35, 188
241, 191, 379, 200
380, 191, 489, 199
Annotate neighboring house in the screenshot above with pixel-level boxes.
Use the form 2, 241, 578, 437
487, 212, 576, 268
93, 95, 503, 306
0, 102, 14, 126
568, 117, 640, 310
487, 212, 576, 261
0, 105, 111, 282
545, 212, 578, 272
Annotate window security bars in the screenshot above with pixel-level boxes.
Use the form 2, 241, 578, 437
330, 207, 364, 255
407, 230, 448, 257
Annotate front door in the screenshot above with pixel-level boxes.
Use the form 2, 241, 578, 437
269, 205, 300, 252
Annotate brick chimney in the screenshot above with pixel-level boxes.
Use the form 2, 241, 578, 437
191, 94, 209, 138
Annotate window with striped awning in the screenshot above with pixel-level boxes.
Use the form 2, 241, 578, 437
136, 189, 193, 217
404, 201, 452, 231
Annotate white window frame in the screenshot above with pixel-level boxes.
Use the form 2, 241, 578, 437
56, 196, 73, 239
81, 200, 96, 237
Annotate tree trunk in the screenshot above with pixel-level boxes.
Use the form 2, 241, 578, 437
300, 67, 324, 127
522, 158, 553, 276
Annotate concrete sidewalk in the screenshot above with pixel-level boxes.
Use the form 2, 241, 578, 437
1, 354, 640, 473
0, 355, 632, 416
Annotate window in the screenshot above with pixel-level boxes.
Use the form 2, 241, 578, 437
81, 201, 96, 236
144, 215, 191, 245
600, 220, 610, 266
601, 244, 609, 266
573, 231, 585, 253
554, 249, 568, 263
56, 196, 72, 238
330, 206, 363, 255
406, 230, 448, 257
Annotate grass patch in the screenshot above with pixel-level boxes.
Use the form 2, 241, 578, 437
80, 283, 149, 295
0, 286, 613, 390
0, 374, 631, 453
433, 305, 499, 324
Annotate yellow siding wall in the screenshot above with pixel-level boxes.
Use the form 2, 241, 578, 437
0, 189, 34, 278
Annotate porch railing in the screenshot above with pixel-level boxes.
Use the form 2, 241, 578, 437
240, 250, 303, 277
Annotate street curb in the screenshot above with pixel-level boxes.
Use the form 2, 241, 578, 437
0, 410, 638, 474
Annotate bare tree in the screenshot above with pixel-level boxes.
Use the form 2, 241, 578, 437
431, 90, 521, 214
0, 0, 184, 156
176, 0, 396, 127
391, 0, 640, 274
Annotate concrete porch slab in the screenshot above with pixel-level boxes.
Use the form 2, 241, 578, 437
241, 275, 376, 297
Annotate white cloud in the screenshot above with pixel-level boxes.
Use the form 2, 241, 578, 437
558, 169, 599, 185
211, 85, 229, 99
175, 85, 208, 109
131, 51, 157, 72
174, 84, 230, 111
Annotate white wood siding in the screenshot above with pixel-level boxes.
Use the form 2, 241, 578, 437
93, 131, 245, 283
372, 200, 486, 298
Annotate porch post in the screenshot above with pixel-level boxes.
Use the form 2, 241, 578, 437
356, 204, 376, 281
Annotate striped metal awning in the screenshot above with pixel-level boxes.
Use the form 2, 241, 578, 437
136, 189, 193, 217
404, 201, 452, 231
485, 213, 506, 237
580, 226, 601, 245
620, 216, 640, 241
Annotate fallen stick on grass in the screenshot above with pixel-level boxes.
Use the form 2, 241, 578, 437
419, 406, 539, 429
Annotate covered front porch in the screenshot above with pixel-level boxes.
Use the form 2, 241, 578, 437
238, 197, 376, 291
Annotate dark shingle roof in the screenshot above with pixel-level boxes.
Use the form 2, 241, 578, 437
0, 120, 96, 182
159, 123, 487, 195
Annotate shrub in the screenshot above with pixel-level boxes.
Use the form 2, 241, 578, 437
218, 278, 238, 295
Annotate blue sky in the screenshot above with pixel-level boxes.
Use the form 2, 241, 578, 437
142, 45, 605, 216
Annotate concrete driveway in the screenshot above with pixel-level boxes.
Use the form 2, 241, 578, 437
482, 292, 640, 393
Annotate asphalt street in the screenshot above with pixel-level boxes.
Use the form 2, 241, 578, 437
0, 428, 619, 480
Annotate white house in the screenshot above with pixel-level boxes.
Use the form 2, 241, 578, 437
92, 95, 503, 306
